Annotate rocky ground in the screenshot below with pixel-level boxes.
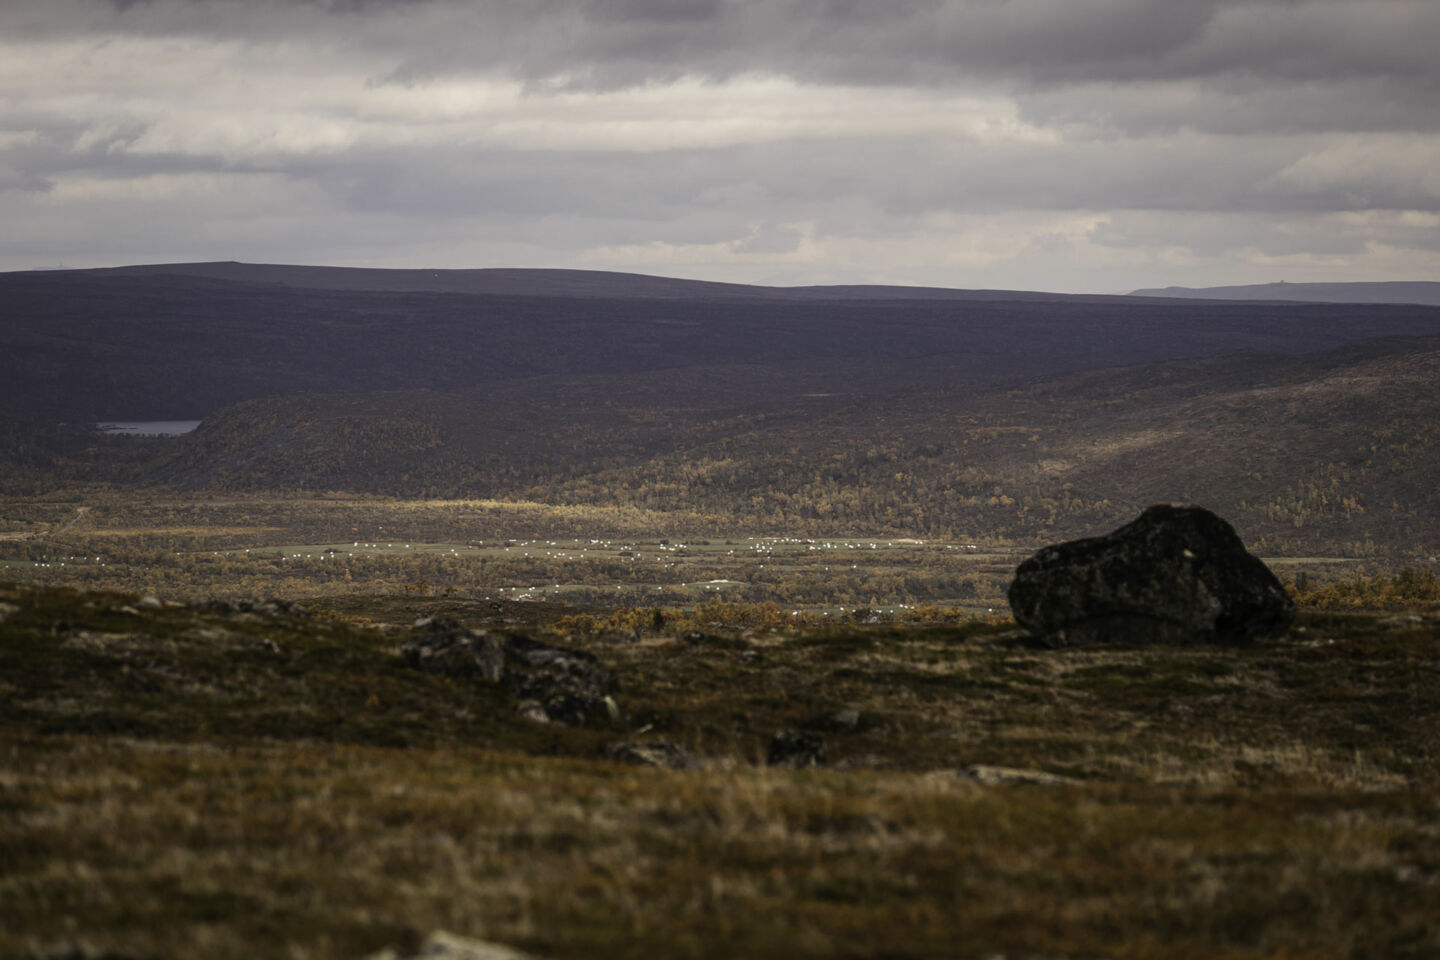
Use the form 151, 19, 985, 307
3, 581, 1439, 959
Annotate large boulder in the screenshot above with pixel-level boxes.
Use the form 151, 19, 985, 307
1007, 504, 1295, 646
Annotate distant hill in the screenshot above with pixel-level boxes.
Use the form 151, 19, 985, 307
64, 260, 1138, 303
5, 267, 1440, 421
1129, 281, 1440, 306
4, 261, 1440, 556
13, 333, 1432, 556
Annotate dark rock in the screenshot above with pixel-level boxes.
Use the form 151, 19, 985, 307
959, 765, 1074, 786
207, 598, 308, 618
401, 620, 616, 725
401, 618, 505, 683
679, 630, 749, 651
767, 729, 827, 768
265, 598, 308, 618
802, 708, 861, 733
503, 634, 616, 725
604, 738, 695, 769
254, 637, 284, 656
1008, 504, 1295, 646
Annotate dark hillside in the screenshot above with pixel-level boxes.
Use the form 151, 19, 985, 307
5, 269, 1440, 421
75, 335, 1439, 556
78, 260, 1146, 302
1131, 280, 1440, 306
505, 335, 1440, 553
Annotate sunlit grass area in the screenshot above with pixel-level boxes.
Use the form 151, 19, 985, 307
0, 495, 1391, 615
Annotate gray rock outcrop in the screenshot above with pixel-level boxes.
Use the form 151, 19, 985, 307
401, 619, 615, 725
403, 618, 505, 682
1007, 504, 1295, 646
603, 738, 695, 769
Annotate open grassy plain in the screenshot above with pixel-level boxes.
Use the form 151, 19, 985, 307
0, 495, 1381, 618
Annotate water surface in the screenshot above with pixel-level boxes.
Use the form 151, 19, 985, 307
95, 420, 202, 437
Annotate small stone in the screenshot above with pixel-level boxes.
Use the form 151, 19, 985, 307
959, 765, 1075, 786
804, 708, 862, 733
402, 624, 616, 727
0, 601, 18, 623
604, 739, 694, 769
365, 930, 544, 960
767, 729, 826, 768
401, 619, 505, 683
136, 596, 163, 610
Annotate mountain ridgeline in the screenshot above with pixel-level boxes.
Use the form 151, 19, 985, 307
1129, 280, 1440, 306
6, 263, 1440, 423
3, 262, 1440, 555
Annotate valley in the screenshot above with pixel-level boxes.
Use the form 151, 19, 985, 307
3, 264, 1439, 960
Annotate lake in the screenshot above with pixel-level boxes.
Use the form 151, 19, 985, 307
95, 420, 203, 437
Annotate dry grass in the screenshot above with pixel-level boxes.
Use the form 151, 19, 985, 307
6, 736, 1439, 960
3, 583, 1440, 959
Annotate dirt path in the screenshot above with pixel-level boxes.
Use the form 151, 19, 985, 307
48, 505, 90, 538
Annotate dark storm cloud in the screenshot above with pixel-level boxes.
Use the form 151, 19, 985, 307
0, 0, 1428, 150
16, 0, 1427, 135
24, 2, 1439, 90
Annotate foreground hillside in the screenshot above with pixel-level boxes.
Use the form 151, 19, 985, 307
3, 580, 1438, 960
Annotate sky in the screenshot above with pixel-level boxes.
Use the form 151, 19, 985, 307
1, 0, 1437, 293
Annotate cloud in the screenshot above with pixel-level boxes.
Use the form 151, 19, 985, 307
0, 0, 1437, 289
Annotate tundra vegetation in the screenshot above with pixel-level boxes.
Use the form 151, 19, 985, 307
2, 498, 1439, 959
3, 267, 1440, 958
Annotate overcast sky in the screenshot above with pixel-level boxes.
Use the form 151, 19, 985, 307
2, 0, 1437, 292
